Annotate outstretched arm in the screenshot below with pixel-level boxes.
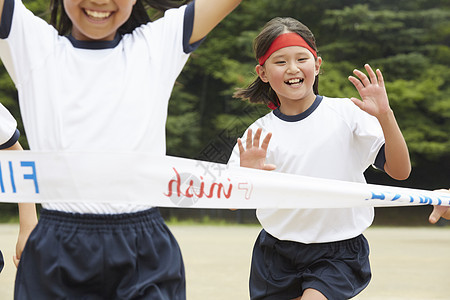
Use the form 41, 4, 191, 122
190, 0, 242, 44
238, 128, 276, 171
348, 64, 411, 180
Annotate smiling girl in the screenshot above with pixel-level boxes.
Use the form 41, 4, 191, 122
230, 17, 411, 300
0, 0, 241, 298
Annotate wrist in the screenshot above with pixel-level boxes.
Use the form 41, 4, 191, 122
376, 108, 394, 124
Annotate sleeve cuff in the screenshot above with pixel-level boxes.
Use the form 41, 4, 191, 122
182, 0, 205, 54
0, 128, 20, 149
373, 144, 386, 172
0, 0, 15, 39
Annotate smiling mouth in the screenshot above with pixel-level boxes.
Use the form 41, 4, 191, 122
84, 9, 113, 21
285, 78, 304, 85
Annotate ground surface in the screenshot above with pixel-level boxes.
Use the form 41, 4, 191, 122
1, 224, 449, 299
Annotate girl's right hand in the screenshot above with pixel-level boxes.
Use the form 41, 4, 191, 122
238, 128, 276, 171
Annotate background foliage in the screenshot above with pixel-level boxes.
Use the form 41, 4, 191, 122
0, 0, 449, 223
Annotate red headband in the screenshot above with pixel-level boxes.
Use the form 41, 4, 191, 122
258, 32, 317, 66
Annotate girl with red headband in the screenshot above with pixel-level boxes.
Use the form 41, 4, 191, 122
229, 17, 411, 300
0, 0, 242, 298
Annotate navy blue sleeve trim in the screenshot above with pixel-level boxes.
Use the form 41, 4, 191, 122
183, 0, 204, 54
0, 128, 20, 149
0, 0, 14, 39
373, 144, 386, 172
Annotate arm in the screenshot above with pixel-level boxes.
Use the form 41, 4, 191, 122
190, 0, 242, 44
429, 189, 450, 224
2, 142, 38, 267
14, 202, 37, 267
348, 64, 411, 180
0, 0, 4, 23
238, 128, 276, 171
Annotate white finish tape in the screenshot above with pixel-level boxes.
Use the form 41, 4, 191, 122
0, 151, 448, 208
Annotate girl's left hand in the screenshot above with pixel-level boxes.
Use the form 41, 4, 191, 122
348, 64, 391, 119
238, 128, 276, 171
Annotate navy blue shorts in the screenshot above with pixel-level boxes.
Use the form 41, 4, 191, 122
250, 230, 371, 300
15, 208, 185, 300
0, 250, 3, 273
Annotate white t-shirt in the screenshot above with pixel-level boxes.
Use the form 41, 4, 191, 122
0, 103, 19, 148
0, 0, 200, 213
229, 96, 385, 243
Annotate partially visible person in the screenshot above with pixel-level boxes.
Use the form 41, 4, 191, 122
9, 142, 38, 269
429, 189, 450, 224
0, 103, 38, 272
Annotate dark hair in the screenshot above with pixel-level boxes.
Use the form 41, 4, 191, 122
234, 17, 319, 107
49, 0, 188, 36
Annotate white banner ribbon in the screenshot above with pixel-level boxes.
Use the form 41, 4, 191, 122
0, 151, 448, 208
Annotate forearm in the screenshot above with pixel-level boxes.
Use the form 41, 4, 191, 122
5, 143, 38, 231
15, 203, 37, 267
377, 110, 411, 180
191, 0, 242, 43
18, 203, 38, 231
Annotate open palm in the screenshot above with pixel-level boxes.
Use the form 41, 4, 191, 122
348, 64, 391, 118
238, 128, 276, 171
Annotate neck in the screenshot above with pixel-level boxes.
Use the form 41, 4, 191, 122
278, 93, 317, 116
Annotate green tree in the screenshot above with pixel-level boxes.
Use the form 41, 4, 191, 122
0, 0, 448, 187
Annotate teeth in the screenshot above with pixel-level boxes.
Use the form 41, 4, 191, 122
287, 79, 302, 84
85, 9, 112, 19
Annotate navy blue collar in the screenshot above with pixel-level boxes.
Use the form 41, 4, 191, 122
273, 95, 323, 122
66, 33, 122, 49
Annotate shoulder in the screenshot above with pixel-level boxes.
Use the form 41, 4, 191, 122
321, 95, 382, 137
321, 96, 354, 109
128, 3, 195, 53
248, 111, 275, 130
317, 96, 372, 133
0, 0, 59, 43
319, 96, 363, 118
3, 0, 57, 29
234, 112, 274, 141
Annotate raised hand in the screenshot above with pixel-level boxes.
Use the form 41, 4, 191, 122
348, 64, 391, 119
238, 128, 276, 171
